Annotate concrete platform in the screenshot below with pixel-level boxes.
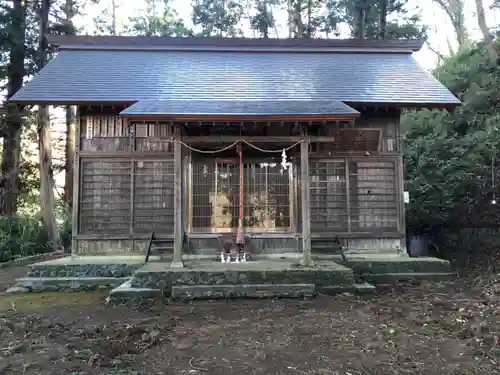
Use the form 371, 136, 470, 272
11, 277, 128, 293
339, 256, 454, 284
171, 284, 316, 300
131, 260, 355, 291
7, 255, 453, 299
26, 256, 144, 278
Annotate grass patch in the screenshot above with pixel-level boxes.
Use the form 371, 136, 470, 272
0, 291, 107, 313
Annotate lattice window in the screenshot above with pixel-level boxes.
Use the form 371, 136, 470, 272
133, 160, 175, 234
190, 158, 294, 232
349, 161, 398, 231
309, 160, 348, 231
79, 160, 131, 233
243, 162, 293, 231
191, 160, 217, 231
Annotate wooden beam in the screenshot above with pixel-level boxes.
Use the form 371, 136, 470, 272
181, 136, 336, 144
121, 113, 360, 121
75, 233, 173, 240
172, 124, 184, 268
129, 120, 136, 236
345, 159, 352, 233
396, 155, 406, 237
300, 127, 313, 267
78, 151, 174, 158
71, 107, 82, 256
310, 232, 404, 239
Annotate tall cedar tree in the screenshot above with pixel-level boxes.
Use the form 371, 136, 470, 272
1, 0, 26, 215
38, 0, 60, 247
63, 0, 77, 212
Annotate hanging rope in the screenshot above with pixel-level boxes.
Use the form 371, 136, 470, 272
178, 139, 305, 154
179, 140, 240, 154
242, 139, 303, 153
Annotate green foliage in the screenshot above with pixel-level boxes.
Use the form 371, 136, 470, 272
0, 215, 52, 262
250, 0, 277, 38
127, 0, 192, 36
403, 41, 500, 235
322, 0, 426, 39
192, 0, 244, 37
58, 210, 72, 250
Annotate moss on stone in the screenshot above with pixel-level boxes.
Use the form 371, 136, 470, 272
341, 257, 451, 275
131, 267, 354, 292
27, 263, 141, 278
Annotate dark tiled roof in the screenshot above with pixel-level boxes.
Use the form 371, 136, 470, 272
10, 41, 461, 107
119, 99, 360, 116
47, 35, 424, 52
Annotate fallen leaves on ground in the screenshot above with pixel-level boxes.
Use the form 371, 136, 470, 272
1, 279, 500, 374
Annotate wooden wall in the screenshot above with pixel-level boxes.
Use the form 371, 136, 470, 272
72, 107, 404, 255
308, 158, 399, 234
307, 112, 403, 243
74, 111, 176, 254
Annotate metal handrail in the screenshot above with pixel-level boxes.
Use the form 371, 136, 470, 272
144, 231, 155, 264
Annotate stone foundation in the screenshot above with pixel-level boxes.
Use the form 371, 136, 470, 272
131, 260, 354, 292
7, 256, 453, 299
26, 256, 144, 278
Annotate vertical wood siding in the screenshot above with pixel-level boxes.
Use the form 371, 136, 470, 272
78, 116, 175, 236
75, 113, 402, 246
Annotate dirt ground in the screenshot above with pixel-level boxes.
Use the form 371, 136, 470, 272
1, 267, 500, 374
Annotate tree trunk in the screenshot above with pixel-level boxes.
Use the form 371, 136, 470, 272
287, 0, 293, 37
111, 0, 117, 35
474, 0, 498, 62
64, 106, 76, 211
1, 0, 26, 216
306, 0, 312, 38
354, 1, 365, 39
38, 0, 60, 247
293, 0, 303, 38
433, 0, 467, 46
263, 0, 269, 39
378, 0, 387, 39
63, 0, 76, 211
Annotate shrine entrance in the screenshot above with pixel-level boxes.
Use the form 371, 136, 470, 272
189, 151, 296, 233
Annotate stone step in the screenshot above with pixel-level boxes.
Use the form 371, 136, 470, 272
361, 272, 455, 285
7, 277, 129, 293
316, 282, 376, 295
171, 283, 316, 300
108, 280, 161, 304
27, 257, 143, 278
131, 260, 355, 289
342, 257, 452, 275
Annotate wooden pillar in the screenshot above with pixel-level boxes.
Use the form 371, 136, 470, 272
70, 107, 81, 256
171, 124, 184, 268
396, 155, 406, 254
300, 134, 313, 267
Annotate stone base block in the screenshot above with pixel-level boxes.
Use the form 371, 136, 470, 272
171, 284, 316, 300
9, 277, 128, 293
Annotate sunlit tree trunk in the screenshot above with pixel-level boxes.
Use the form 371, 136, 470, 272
287, 0, 293, 37
474, 0, 498, 62
38, 0, 60, 247
64, 106, 76, 211
63, 0, 76, 211
111, 0, 117, 35
433, 0, 467, 47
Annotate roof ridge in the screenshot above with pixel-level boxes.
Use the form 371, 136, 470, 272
46, 35, 424, 52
